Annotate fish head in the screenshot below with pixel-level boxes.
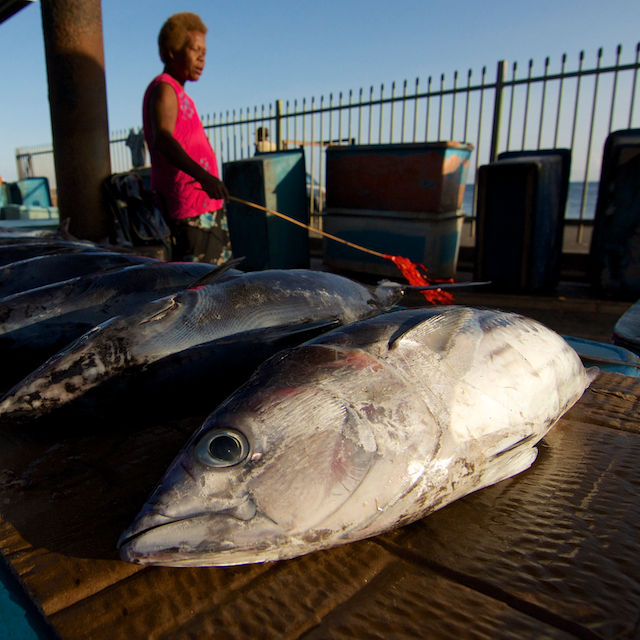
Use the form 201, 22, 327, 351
119, 343, 438, 567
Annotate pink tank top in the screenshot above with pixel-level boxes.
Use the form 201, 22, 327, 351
143, 73, 223, 219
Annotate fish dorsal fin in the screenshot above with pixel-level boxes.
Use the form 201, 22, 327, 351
387, 308, 481, 423
186, 256, 245, 289
389, 307, 476, 356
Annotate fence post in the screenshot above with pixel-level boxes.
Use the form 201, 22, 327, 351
489, 60, 506, 162
276, 99, 283, 150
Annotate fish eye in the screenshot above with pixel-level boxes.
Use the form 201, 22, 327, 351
195, 429, 250, 468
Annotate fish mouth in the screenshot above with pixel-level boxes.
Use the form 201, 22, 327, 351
118, 511, 289, 567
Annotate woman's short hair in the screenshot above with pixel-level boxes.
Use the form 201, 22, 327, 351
158, 12, 208, 64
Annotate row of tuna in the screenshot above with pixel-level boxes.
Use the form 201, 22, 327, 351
0, 226, 596, 567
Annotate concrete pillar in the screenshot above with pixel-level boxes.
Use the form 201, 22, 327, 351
40, 0, 113, 241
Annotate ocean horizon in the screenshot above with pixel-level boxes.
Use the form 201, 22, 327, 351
463, 181, 599, 221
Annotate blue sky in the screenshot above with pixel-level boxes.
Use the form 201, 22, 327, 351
1, 0, 639, 181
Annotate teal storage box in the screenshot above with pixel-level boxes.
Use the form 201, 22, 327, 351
15, 177, 53, 207
223, 150, 309, 270
322, 208, 465, 279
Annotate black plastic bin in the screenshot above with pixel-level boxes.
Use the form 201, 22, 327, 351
475, 153, 566, 292
589, 129, 640, 298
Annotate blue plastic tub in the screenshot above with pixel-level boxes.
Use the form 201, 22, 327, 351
563, 335, 640, 376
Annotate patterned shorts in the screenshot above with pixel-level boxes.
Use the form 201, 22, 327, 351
169, 210, 233, 265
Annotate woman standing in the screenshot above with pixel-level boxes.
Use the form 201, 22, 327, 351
143, 12, 232, 264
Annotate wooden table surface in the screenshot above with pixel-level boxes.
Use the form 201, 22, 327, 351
1, 370, 639, 639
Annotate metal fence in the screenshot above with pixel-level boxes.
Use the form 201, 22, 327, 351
16, 42, 640, 224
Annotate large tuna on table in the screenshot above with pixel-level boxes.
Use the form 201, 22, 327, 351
118, 307, 597, 567
0, 270, 406, 422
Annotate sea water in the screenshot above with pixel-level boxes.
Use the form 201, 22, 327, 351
462, 182, 599, 220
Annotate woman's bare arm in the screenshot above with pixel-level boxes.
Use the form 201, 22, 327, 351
148, 82, 229, 201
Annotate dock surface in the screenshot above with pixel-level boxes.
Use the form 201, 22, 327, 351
1, 370, 639, 639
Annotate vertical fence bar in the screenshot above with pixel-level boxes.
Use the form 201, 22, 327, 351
225, 111, 231, 164
413, 78, 419, 142
310, 97, 315, 214
358, 89, 363, 144
473, 66, 488, 226
506, 61, 517, 151
276, 99, 283, 150
463, 70, 471, 143
629, 43, 640, 127
578, 47, 603, 241
521, 59, 534, 149
553, 54, 567, 147
347, 89, 353, 144
320, 95, 325, 213
570, 51, 585, 150
537, 57, 550, 149
451, 71, 458, 139
233, 110, 238, 160
425, 76, 432, 141
212, 114, 218, 166
438, 74, 444, 140
608, 45, 622, 132
338, 92, 343, 144
379, 84, 385, 143
401, 79, 407, 142
284, 102, 288, 150
490, 60, 506, 162
348, 90, 353, 143
368, 86, 373, 144
389, 81, 396, 143
269, 103, 274, 152
327, 94, 332, 148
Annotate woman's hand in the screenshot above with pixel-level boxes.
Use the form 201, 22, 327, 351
198, 173, 229, 201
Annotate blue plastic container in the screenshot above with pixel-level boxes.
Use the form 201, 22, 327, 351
223, 150, 309, 271
589, 129, 640, 297
14, 178, 52, 208
475, 154, 565, 292
563, 335, 640, 377
322, 208, 465, 279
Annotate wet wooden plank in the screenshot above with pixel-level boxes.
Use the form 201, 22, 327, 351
0, 372, 638, 638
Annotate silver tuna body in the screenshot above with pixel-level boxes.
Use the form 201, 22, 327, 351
119, 307, 597, 567
0, 270, 402, 421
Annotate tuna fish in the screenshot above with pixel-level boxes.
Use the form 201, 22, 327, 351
118, 306, 596, 567
0, 261, 239, 389
0, 270, 406, 422
0, 241, 102, 267
0, 251, 160, 298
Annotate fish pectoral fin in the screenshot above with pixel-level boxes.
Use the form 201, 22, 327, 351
475, 446, 539, 492
259, 319, 343, 343
586, 366, 600, 384
138, 298, 180, 325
